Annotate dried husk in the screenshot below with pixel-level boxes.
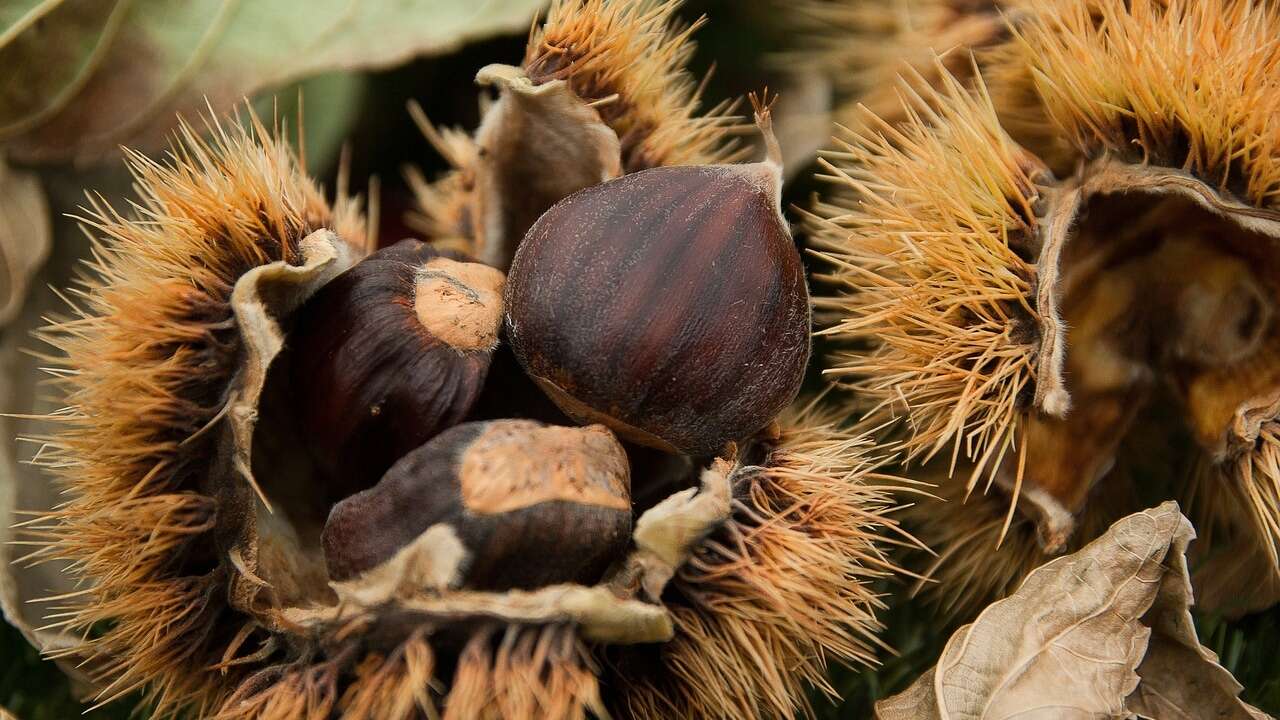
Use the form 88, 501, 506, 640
20, 101, 910, 718
609, 405, 921, 720
408, 0, 742, 260
810, 0, 1280, 613
21, 111, 369, 715
466, 63, 623, 270
876, 503, 1271, 720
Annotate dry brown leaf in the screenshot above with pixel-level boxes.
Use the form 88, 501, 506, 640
0, 158, 50, 326
0, 0, 547, 163
876, 502, 1272, 720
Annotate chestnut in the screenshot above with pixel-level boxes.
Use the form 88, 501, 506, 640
288, 239, 505, 502
504, 110, 810, 456
321, 419, 632, 591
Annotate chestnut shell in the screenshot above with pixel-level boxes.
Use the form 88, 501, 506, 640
322, 420, 632, 590
289, 240, 496, 503
505, 165, 810, 456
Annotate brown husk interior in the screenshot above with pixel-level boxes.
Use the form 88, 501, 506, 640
931, 159, 1280, 618
811, 0, 1280, 616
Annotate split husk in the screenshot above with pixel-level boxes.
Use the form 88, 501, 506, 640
16, 4, 914, 713
407, 0, 743, 266
810, 0, 1280, 616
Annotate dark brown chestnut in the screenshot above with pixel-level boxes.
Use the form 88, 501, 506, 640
503, 111, 810, 456
321, 419, 632, 591
288, 239, 505, 503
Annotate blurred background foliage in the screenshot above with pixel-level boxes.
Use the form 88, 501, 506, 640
1, 0, 1278, 718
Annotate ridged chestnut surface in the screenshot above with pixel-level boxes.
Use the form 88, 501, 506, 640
289, 240, 505, 503
504, 162, 810, 456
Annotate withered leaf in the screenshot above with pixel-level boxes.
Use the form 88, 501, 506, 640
0, 0, 547, 163
876, 502, 1273, 720
0, 158, 50, 326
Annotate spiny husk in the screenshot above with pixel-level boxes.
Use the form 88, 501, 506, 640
902, 462, 1141, 620
410, 0, 742, 251
405, 115, 479, 244
20, 113, 367, 716
788, 0, 1013, 128
211, 624, 603, 720
1235, 423, 1280, 568
526, 0, 742, 171
808, 65, 1044, 487
813, 0, 1280, 615
612, 403, 919, 719
985, 0, 1280, 201
445, 624, 605, 720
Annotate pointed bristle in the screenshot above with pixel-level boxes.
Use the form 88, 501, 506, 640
988, 0, 1280, 206
1227, 422, 1280, 572
444, 625, 604, 720
614, 404, 917, 719
25, 110, 364, 716
337, 630, 438, 720
405, 102, 480, 247
808, 64, 1042, 486
789, 0, 1011, 126
212, 659, 343, 720
525, 0, 744, 170
902, 459, 1141, 620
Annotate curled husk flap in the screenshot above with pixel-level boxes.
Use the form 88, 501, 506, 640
876, 503, 1271, 720
465, 63, 623, 269
220, 228, 361, 614
409, 0, 741, 263
811, 0, 1280, 609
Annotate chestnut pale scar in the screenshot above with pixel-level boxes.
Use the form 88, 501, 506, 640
415, 257, 506, 351
459, 421, 631, 514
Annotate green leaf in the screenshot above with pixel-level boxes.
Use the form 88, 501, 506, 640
0, 0, 130, 135
0, 0, 547, 163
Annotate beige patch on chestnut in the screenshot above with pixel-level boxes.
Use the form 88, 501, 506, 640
415, 257, 506, 352
459, 421, 631, 514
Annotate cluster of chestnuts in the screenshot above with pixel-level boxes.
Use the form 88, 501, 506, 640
289, 114, 808, 598
24, 1, 876, 713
